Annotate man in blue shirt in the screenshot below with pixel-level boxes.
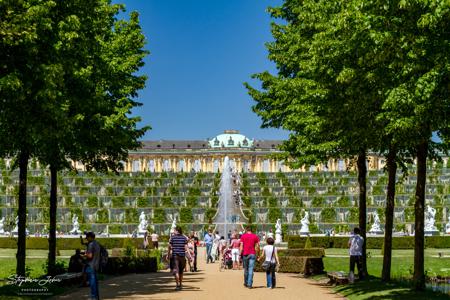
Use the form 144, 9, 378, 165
204, 229, 214, 263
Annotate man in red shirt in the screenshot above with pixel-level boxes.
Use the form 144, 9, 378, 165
240, 226, 260, 288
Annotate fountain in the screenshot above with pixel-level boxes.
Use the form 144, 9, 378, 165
213, 156, 245, 236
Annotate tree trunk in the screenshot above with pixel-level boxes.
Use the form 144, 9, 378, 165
382, 147, 397, 282
356, 151, 368, 277
48, 165, 58, 275
413, 141, 427, 291
16, 151, 29, 276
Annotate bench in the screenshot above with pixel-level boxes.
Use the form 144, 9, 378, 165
327, 271, 349, 285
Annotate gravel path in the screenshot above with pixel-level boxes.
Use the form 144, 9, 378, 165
55, 248, 344, 300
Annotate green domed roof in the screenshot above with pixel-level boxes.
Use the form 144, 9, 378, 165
208, 130, 254, 148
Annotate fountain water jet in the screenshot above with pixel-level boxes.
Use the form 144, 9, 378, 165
213, 157, 246, 235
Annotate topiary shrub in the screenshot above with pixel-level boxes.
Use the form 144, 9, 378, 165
304, 237, 312, 249
180, 208, 193, 223
152, 208, 165, 223
320, 208, 337, 222
268, 208, 282, 223
125, 208, 138, 224
112, 196, 125, 208
161, 195, 172, 207
96, 209, 109, 223
137, 197, 149, 207
87, 196, 98, 208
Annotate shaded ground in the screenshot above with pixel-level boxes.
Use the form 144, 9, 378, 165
334, 277, 450, 300
55, 248, 344, 300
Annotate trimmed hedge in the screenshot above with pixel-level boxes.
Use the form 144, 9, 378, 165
254, 256, 324, 275
104, 256, 158, 274
287, 235, 450, 249
278, 248, 325, 257
0, 237, 170, 250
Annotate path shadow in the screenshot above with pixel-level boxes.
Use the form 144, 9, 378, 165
56, 271, 204, 299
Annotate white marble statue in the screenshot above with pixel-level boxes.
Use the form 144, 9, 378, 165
369, 211, 383, 233
12, 216, 18, 233
69, 215, 80, 234
425, 204, 438, 232
12, 216, 29, 235
170, 219, 177, 234
0, 217, 5, 234
275, 218, 282, 243
138, 212, 148, 233
445, 215, 450, 234
300, 211, 310, 234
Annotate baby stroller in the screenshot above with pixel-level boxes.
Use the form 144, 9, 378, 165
220, 248, 233, 271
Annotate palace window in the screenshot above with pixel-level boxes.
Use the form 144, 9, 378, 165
148, 160, 155, 173
177, 160, 185, 172
132, 160, 141, 172
163, 160, 170, 172
263, 159, 270, 172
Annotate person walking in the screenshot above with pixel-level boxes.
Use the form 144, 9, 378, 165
150, 231, 159, 249
230, 233, 240, 270
143, 231, 149, 250
168, 226, 188, 290
240, 226, 260, 288
212, 231, 221, 261
83, 231, 100, 300
190, 231, 199, 271
348, 227, 364, 282
204, 229, 214, 263
259, 237, 280, 288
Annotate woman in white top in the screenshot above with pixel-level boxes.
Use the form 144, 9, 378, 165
258, 237, 280, 288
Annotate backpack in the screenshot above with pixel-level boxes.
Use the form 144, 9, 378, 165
99, 243, 109, 272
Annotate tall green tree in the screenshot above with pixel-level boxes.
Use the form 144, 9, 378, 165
0, 0, 58, 276
0, 0, 149, 275
32, 1, 149, 275
370, 0, 450, 289
245, 0, 387, 277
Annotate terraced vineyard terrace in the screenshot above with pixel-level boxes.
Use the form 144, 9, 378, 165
0, 161, 449, 235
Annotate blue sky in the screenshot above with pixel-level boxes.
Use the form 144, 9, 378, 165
117, 0, 287, 141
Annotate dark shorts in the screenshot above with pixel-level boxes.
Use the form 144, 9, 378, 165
171, 255, 186, 275
152, 241, 159, 248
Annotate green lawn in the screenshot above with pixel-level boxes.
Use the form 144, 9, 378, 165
0, 249, 72, 279
334, 278, 450, 300
324, 248, 450, 278
321, 248, 450, 299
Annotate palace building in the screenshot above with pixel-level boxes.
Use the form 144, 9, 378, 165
117, 130, 390, 173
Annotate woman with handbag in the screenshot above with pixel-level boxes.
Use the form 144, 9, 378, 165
259, 237, 279, 289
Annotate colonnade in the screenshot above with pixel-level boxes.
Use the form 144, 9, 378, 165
121, 154, 387, 173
